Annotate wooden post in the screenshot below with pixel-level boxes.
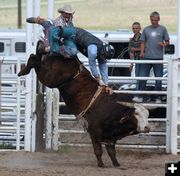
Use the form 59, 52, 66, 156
52, 89, 59, 151
17, 0, 22, 29
35, 90, 45, 151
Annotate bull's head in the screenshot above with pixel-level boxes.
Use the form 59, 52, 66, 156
117, 102, 150, 133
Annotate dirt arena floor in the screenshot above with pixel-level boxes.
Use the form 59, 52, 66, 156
0, 148, 179, 176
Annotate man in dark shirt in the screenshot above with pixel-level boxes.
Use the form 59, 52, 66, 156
129, 22, 141, 101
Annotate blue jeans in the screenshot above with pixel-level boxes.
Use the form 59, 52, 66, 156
87, 44, 108, 85
138, 59, 163, 92
135, 63, 140, 90
41, 20, 52, 29
40, 21, 78, 57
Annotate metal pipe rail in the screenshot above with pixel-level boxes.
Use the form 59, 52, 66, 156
109, 59, 168, 64
80, 58, 168, 63
109, 76, 167, 80
108, 77, 167, 85
80, 58, 168, 67
114, 90, 167, 95
0, 56, 26, 63
59, 142, 166, 150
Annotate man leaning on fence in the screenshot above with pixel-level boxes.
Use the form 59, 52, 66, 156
133, 11, 170, 103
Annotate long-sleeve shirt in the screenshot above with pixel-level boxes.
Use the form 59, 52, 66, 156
128, 34, 141, 59
53, 15, 74, 27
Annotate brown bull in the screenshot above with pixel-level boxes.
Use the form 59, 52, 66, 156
18, 52, 150, 167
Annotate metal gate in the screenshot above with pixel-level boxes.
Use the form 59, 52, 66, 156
0, 56, 26, 150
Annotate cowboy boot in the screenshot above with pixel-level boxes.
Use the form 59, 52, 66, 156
26, 17, 45, 24
36, 40, 46, 54
95, 75, 103, 85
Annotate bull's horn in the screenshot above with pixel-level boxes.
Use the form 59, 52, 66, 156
117, 101, 135, 108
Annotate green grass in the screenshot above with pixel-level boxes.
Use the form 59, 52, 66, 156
0, 0, 177, 33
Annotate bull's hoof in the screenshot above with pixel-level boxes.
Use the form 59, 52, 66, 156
113, 162, 120, 167
18, 68, 30, 76
98, 163, 106, 168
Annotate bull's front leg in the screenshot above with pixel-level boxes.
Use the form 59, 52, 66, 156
90, 135, 105, 167
105, 143, 120, 167
18, 54, 37, 76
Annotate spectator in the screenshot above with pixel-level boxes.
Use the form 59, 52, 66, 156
128, 22, 141, 100
134, 11, 169, 103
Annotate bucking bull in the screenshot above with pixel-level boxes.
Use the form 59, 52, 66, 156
18, 49, 150, 167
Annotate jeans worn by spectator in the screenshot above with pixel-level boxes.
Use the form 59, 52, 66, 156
138, 58, 163, 100
135, 61, 141, 90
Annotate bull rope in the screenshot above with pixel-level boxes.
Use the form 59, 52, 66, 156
76, 86, 104, 119
76, 85, 104, 119
76, 85, 104, 131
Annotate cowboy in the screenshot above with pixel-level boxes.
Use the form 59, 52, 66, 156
26, 17, 115, 85
26, 4, 75, 54
26, 14, 114, 94
54, 4, 74, 27
48, 26, 114, 94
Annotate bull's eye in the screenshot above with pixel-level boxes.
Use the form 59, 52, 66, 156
134, 112, 139, 116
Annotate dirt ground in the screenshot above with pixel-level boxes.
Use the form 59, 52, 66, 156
0, 148, 179, 176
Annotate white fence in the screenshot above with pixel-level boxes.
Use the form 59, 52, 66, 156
44, 58, 180, 154
169, 58, 180, 154
1, 56, 179, 154
0, 56, 26, 150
